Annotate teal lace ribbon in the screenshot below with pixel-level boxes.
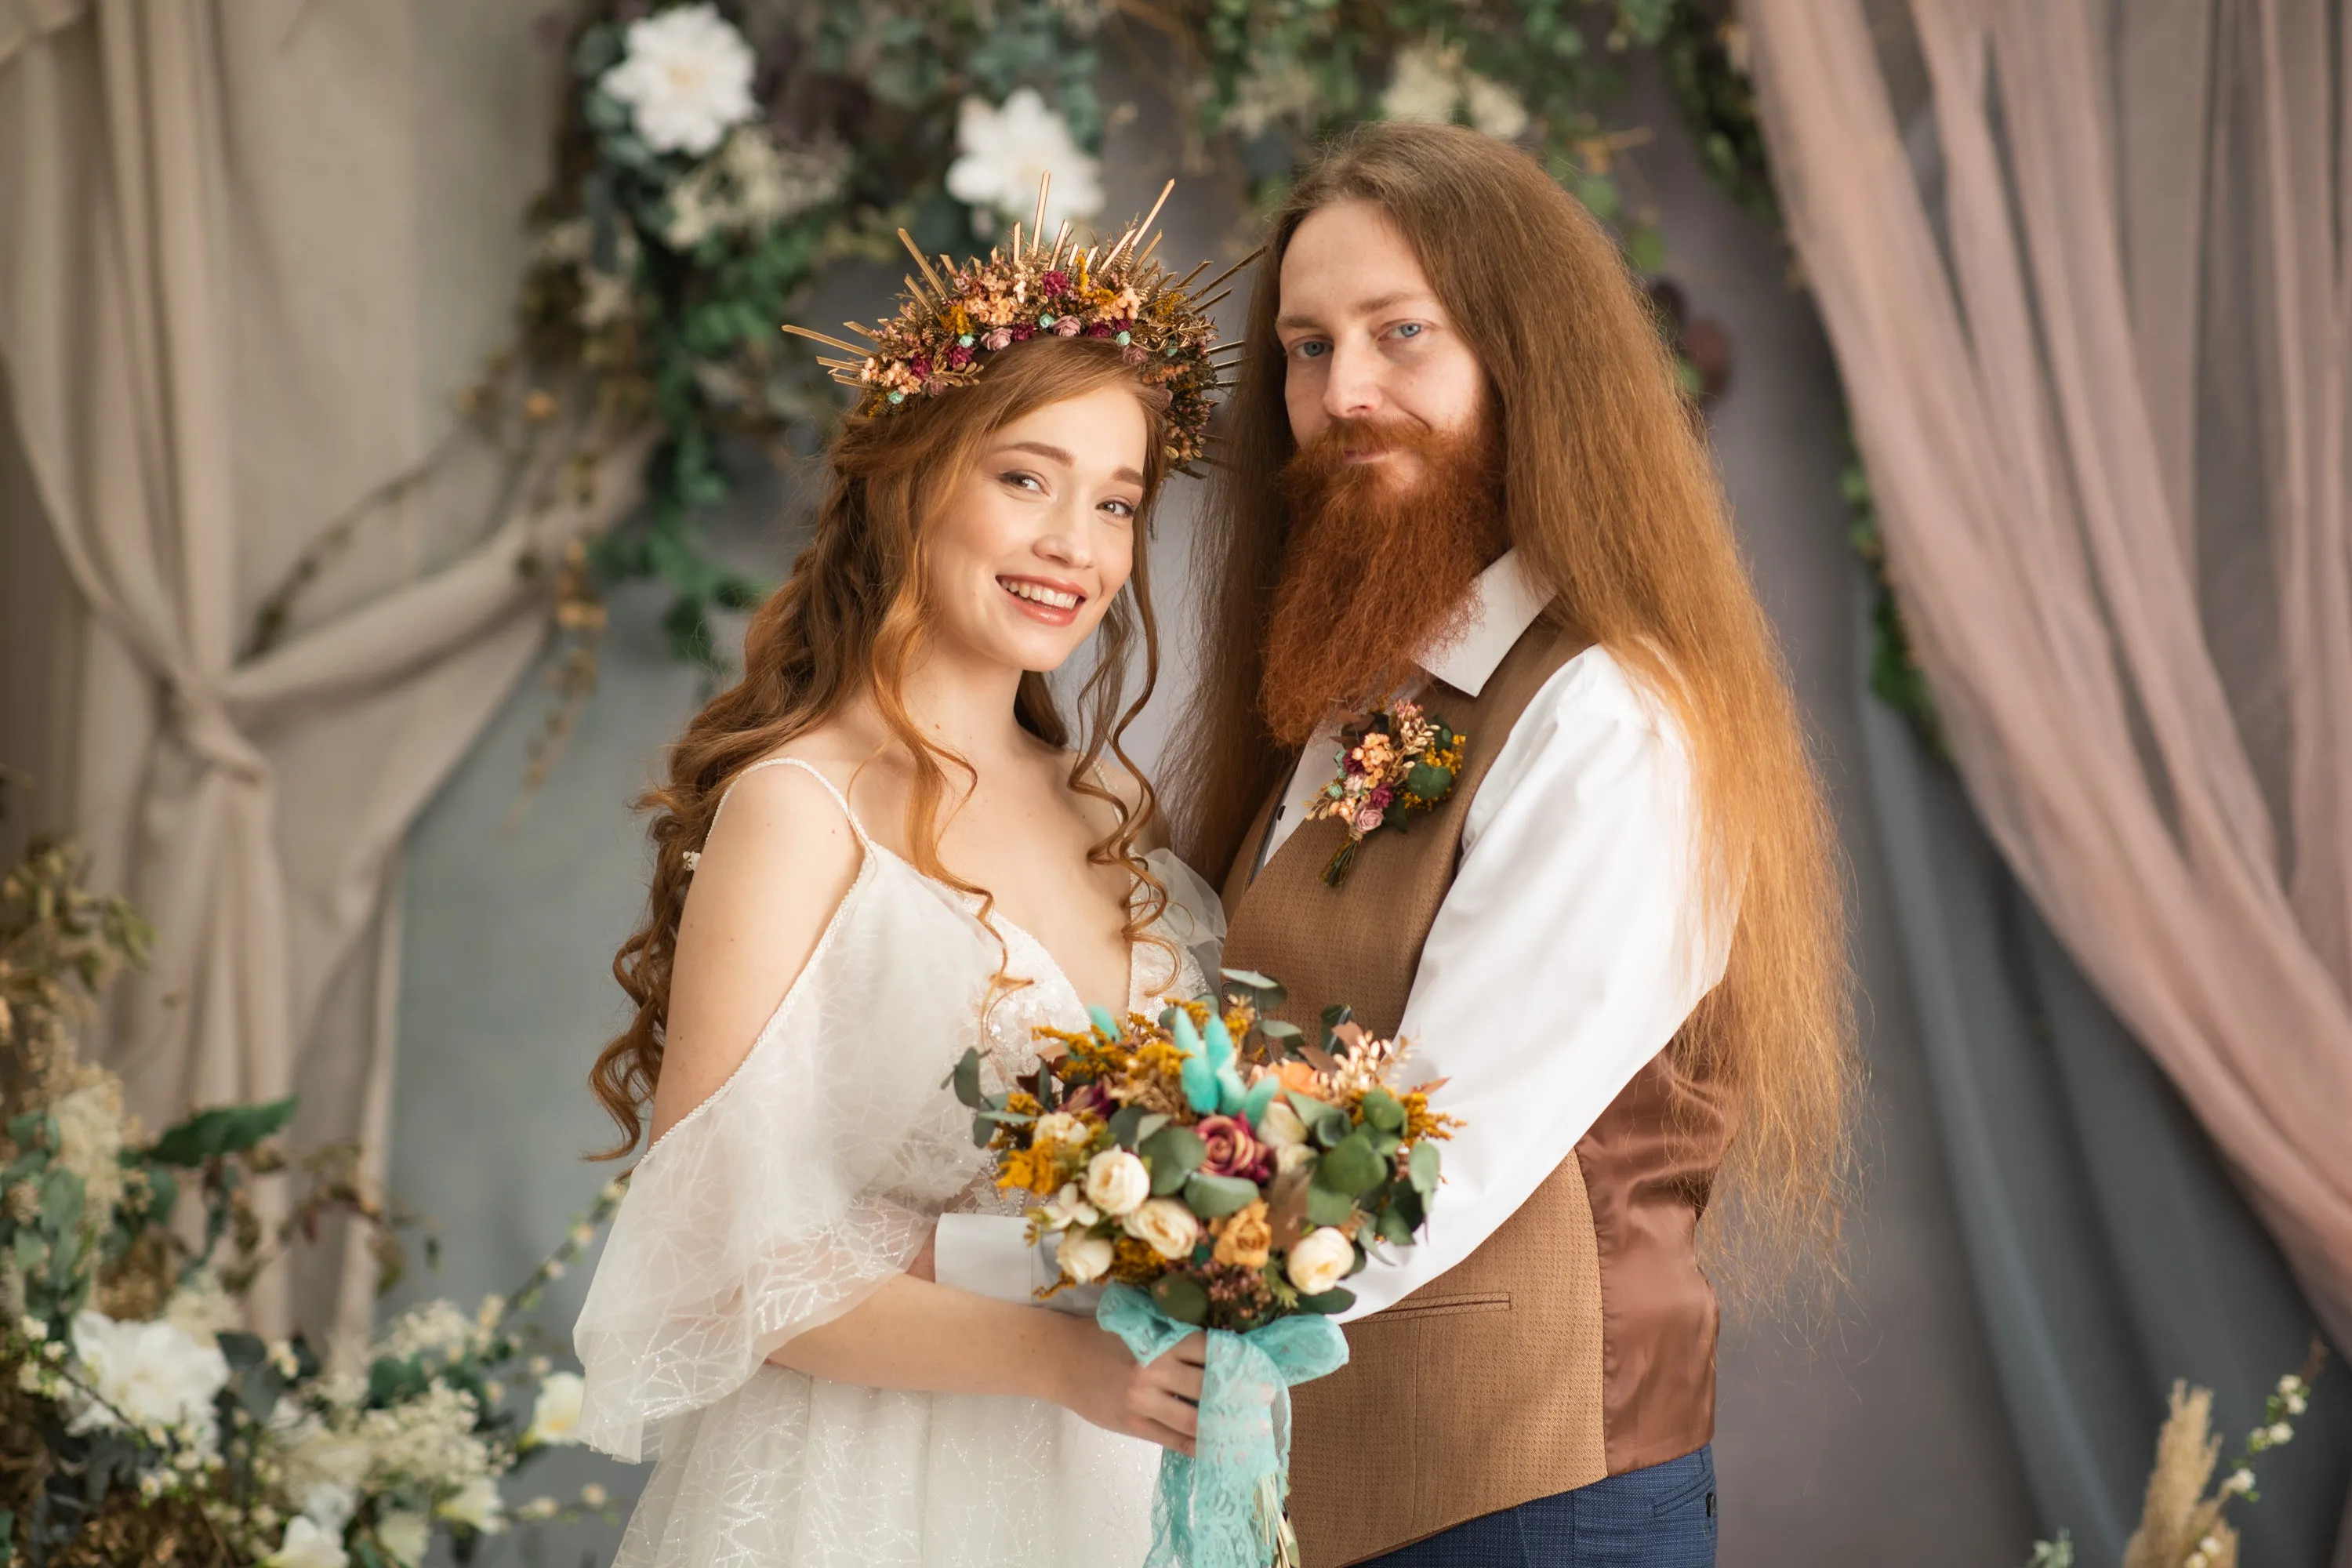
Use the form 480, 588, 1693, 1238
1097, 1283, 1351, 1568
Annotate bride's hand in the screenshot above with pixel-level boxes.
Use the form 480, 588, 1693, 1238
1051, 1321, 1205, 1457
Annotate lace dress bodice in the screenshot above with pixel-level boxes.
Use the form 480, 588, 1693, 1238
575, 757, 1220, 1568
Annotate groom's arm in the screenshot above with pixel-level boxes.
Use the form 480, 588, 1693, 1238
1334, 652, 1732, 1322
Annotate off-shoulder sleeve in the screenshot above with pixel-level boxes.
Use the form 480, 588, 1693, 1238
572, 860, 996, 1461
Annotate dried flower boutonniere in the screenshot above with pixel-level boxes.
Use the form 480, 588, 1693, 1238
1301, 699, 1468, 885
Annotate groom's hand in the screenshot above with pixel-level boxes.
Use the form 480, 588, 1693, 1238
1054, 1323, 1207, 1457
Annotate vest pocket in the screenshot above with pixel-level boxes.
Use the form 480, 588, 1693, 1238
1363, 1291, 1510, 1322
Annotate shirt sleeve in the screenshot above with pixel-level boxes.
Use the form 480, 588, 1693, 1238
1335, 652, 1732, 1322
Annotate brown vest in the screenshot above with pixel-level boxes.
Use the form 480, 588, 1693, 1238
1221, 622, 1733, 1568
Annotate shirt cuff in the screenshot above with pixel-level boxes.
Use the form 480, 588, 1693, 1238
932, 1215, 1103, 1318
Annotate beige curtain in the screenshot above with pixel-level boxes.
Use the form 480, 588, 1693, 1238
0, 2, 643, 1342
1747, 0, 2352, 1543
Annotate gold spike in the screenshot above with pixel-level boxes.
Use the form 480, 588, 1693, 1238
1132, 233, 1163, 270
1195, 287, 1236, 312
1032, 173, 1052, 241
941, 256, 959, 290
783, 324, 870, 356
842, 321, 880, 341
1106, 180, 1175, 266
897, 230, 948, 299
815, 358, 864, 373
1051, 220, 1073, 269
1189, 247, 1265, 302
1011, 221, 1023, 257
1167, 258, 1214, 292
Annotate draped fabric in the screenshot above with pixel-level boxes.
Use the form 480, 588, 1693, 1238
0, 1, 643, 1339
1746, 0, 2352, 1555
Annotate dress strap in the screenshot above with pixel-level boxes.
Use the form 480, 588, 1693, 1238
706, 756, 872, 852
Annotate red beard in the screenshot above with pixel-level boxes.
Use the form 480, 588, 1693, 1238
1258, 418, 1508, 747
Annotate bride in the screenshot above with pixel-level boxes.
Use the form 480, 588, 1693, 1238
571, 212, 1230, 1566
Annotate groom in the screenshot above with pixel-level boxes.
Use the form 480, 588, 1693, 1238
1174, 123, 1853, 1566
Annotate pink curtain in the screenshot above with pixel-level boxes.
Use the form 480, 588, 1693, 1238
1745, 0, 2352, 1499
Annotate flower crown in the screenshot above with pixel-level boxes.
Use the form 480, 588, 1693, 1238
784, 177, 1248, 469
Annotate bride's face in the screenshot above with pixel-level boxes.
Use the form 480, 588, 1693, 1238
925, 383, 1149, 675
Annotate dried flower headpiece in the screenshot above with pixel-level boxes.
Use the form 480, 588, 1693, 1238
783, 176, 1249, 468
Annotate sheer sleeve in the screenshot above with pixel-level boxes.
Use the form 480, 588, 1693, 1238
572, 856, 998, 1461
1142, 846, 1226, 996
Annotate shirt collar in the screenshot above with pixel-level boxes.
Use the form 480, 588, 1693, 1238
1415, 549, 1553, 698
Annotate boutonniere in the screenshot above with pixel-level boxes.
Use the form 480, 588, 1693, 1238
1302, 699, 1468, 885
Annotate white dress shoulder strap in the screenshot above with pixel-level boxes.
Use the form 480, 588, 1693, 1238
706, 755, 872, 852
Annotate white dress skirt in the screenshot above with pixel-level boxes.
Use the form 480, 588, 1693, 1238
573, 757, 1223, 1568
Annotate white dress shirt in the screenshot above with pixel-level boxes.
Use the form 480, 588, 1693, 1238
938, 550, 1732, 1323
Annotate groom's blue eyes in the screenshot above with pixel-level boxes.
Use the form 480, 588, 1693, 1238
1292, 340, 1330, 361
1392, 321, 1425, 339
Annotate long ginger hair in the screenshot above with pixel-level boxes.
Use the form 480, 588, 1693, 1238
1170, 122, 1860, 1314
591, 337, 1174, 1157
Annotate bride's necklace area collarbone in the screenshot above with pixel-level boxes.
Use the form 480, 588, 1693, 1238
848, 777, 1147, 1016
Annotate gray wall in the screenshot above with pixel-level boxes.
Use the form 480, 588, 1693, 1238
389, 72, 2038, 1567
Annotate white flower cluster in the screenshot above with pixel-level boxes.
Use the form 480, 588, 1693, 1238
49, 1077, 129, 1222
372, 1299, 486, 1366
66, 1309, 231, 1459
1224, 61, 1324, 140
946, 88, 1105, 238
1380, 40, 1530, 142
600, 2, 758, 158
664, 126, 848, 251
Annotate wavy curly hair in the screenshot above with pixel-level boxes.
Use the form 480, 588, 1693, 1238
590, 336, 1174, 1157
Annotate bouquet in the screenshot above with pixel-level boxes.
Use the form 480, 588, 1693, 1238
947, 970, 1458, 1568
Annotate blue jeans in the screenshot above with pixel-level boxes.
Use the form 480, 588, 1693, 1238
1357, 1446, 1717, 1568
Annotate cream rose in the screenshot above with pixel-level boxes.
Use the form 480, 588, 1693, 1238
1031, 1112, 1092, 1152
1286, 1226, 1356, 1296
1036, 1183, 1101, 1232
1255, 1098, 1309, 1147
1083, 1149, 1150, 1218
1123, 1198, 1201, 1261
1058, 1232, 1114, 1284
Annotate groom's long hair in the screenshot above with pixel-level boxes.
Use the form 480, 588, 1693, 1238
591, 338, 1172, 1158
1171, 122, 1859, 1316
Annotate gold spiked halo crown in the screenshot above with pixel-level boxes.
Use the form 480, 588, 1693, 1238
784, 176, 1250, 469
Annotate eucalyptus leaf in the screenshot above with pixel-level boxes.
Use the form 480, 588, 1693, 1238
949, 1049, 985, 1110
1107, 1104, 1145, 1148
1142, 1126, 1205, 1194
145, 1097, 297, 1167
1409, 1140, 1441, 1196
1183, 1173, 1260, 1218
1304, 1185, 1356, 1228
1296, 1286, 1356, 1315
1376, 1207, 1416, 1247
1151, 1273, 1209, 1326
216, 1330, 268, 1372
1316, 1133, 1385, 1196
38, 1169, 82, 1234
1359, 1087, 1405, 1133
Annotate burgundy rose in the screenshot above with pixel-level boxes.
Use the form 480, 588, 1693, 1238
1042, 269, 1070, 294
1368, 786, 1395, 811
1062, 1081, 1114, 1120
1013, 324, 1036, 342
947, 344, 974, 368
1196, 1115, 1269, 1181
1087, 323, 1113, 339
909, 355, 933, 382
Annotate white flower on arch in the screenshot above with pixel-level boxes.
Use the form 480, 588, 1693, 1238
601, 4, 760, 158
946, 89, 1104, 237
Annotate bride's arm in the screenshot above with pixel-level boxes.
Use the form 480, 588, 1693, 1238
769, 1276, 1204, 1454
657, 761, 1203, 1454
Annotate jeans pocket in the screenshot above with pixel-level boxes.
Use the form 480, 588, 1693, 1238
1650, 1458, 1716, 1519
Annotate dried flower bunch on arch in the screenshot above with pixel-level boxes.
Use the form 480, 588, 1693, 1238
786, 177, 1246, 470
0, 802, 630, 1568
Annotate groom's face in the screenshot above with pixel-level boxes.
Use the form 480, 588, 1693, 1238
1273, 199, 1487, 486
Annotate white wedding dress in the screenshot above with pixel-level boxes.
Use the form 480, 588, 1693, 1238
575, 756, 1222, 1568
